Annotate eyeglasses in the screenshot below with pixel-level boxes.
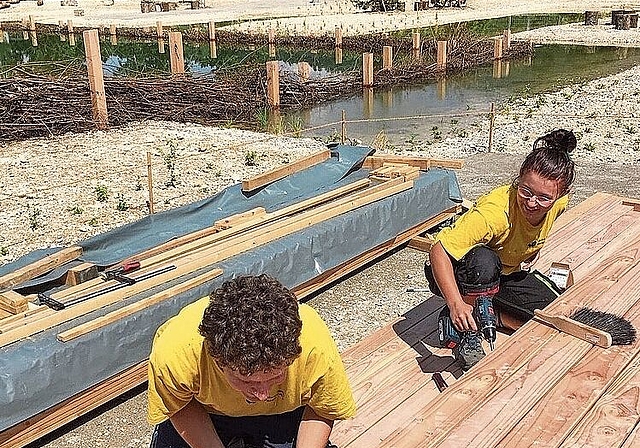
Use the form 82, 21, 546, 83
517, 185, 555, 207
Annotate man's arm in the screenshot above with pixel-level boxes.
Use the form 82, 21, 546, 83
296, 406, 334, 448
430, 241, 476, 332
169, 399, 225, 448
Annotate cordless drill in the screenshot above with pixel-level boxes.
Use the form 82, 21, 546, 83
473, 295, 497, 351
438, 295, 497, 350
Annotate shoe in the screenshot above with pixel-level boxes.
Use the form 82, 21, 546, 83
454, 331, 486, 371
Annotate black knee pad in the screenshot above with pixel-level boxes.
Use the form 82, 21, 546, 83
455, 246, 501, 296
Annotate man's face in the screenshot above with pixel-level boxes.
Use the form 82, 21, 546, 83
221, 365, 287, 402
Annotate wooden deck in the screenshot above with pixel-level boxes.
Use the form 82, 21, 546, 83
334, 192, 640, 448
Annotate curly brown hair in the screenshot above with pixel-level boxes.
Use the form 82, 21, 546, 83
198, 274, 303, 375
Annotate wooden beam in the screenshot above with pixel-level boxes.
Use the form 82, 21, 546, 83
362, 155, 464, 170
57, 268, 222, 342
65, 262, 98, 286
0, 291, 28, 314
83, 29, 108, 129
241, 149, 331, 192
213, 207, 266, 230
0, 246, 82, 290
406, 234, 435, 252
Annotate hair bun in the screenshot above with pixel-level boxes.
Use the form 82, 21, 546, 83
533, 129, 577, 153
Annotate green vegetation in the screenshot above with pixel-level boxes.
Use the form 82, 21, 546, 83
95, 184, 109, 202
28, 206, 42, 231
160, 140, 179, 187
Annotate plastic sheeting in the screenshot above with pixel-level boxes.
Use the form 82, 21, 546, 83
0, 145, 462, 432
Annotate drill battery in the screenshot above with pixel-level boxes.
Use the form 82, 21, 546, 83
438, 307, 461, 349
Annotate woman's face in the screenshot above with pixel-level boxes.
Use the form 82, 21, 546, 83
516, 171, 563, 226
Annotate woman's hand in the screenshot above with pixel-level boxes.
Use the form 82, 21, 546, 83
449, 299, 477, 332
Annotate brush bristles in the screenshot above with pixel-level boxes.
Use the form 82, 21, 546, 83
570, 307, 637, 346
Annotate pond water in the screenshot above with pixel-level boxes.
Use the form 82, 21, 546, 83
290, 45, 640, 145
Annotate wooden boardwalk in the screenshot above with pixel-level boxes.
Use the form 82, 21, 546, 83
334, 192, 640, 448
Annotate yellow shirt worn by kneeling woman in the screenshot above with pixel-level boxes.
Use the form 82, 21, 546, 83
436, 184, 569, 275
147, 299, 356, 425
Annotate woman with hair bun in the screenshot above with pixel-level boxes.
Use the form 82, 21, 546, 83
425, 129, 577, 370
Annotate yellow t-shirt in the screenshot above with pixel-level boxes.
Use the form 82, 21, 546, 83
147, 299, 356, 425
435, 184, 568, 275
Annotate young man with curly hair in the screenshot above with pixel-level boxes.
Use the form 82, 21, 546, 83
147, 274, 356, 448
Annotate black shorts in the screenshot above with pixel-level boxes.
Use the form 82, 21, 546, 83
424, 246, 562, 322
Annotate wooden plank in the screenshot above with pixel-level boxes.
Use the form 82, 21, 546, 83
0, 290, 28, 314
558, 353, 640, 447
213, 207, 266, 230
362, 155, 464, 170
294, 205, 460, 299
497, 304, 640, 447
0, 246, 82, 290
168, 31, 185, 75
241, 149, 331, 192
57, 268, 223, 342
377, 229, 640, 447
0, 360, 148, 448
121, 178, 369, 266
0, 179, 412, 343
65, 262, 98, 286
623, 199, 640, 211
407, 234, 435, 252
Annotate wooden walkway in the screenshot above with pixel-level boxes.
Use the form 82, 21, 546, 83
334, 192, 640, 448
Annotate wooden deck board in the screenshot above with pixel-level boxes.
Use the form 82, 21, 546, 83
336, 193, 640, 448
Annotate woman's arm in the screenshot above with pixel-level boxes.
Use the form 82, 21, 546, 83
296, 406, 334, 448
430, 241, 477, 332
169, 399, 225, 448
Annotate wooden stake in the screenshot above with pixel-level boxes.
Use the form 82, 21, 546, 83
67, 19, 74, 34
335, 47, 343, 65
502, 29, 511, 51
493, 36, 503, 60
147, 151, 155, 214
266, 60, 280, 108
28, 15, 35, 31
208, 21, 217, 58
298, 61, 311, 82
488, 102, 495, 152
69, 32, 76, 46
168, 32, 185, 76
269, 43, 276, 58
109, 24, 116, 36
83, 29, 108, 130
158, 38, 165, 54
22, 17, 28, 40
59, 20, 66, 41
341, 110, 346, 144
436, 40, 447, 70
268, 27, 275, 44
412, 31, 420, 59
436, 77, 446, 100
362, 52, 374, 87
492, 59, 502, 79
208, 21, 216, 42
156, 20, 163, 38
335, 26, 343, 48
383, 45, 393, 69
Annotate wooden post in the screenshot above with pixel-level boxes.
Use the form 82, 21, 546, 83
436, 77, 446, 100
269, 43, 276, 58
335, 26, 342, 49
156, 20, 163, 38
492, 59, 502, 79
493, 36, 503, 60
298, 61, 311, 82
412, 31, 420, 59
146, 151, 155, 214
67, 19, 74, 34
208, 21, 217, 58
59, 20, 66, 41
109, 24, 117, 45
341, 110, 346, 144
363, 87, 374, 119
488, 102, 495, 152
436, 40, 447, 70
168, 32, 185, 75
83, 29, 108, 130
335, 47, 343, 65
502, 60, 510, 77
268, 27, 275, 44
266, 60, 280, 108
22, 17, 28, 40
502, 29, 511, 51
362, 52, 373, 87
383, 45, 393, 69
29, 16, 38, 47
158, 37, 165, 54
